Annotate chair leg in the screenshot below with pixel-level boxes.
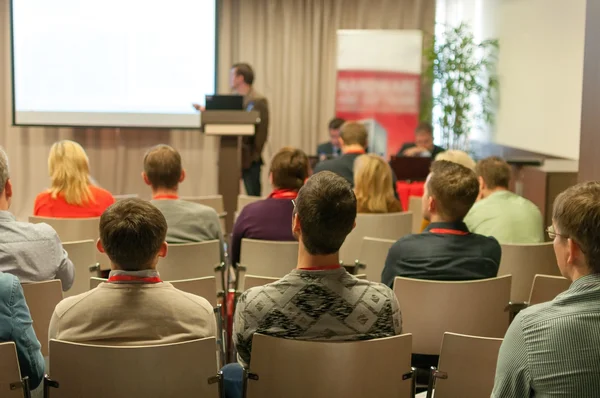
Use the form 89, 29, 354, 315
425, 367, 436, 398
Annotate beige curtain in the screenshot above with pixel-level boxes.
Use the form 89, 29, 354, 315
0, 0, 434, 220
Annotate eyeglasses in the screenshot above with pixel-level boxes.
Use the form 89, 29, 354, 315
292, 199, 296, 209
546, 225, 566, 240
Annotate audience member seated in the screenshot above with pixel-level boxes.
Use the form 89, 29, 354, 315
434, 149, 476, 170
396, 122, 445, 158
49, 199, 216, 344
144, 144, 224, 253
230, 147, 310, 267
465, 156, 544, 244
224, 171, 402, 398
0, 272, 45, 389
354, 154, 402, 213
0, 148, 74, 291
34, 140, 115, 218
316, 117, 345, 160
382, 160, 500, 287
492, 182, 600, 397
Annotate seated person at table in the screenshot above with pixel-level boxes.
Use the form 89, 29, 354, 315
396, 122, 445, 158
34, 140, 115, 217
224, 172, 402, 397
49, 199, 216, 344
382, 160, 501, 287
0, 148, 74, 290
144, 144, 224, 252
0, 272, 45, 389
354, 154, 402, 213
316, 117, 345, 160
230, 147, 310, 267
465, 156, 544, 244
492, 182, 600, 397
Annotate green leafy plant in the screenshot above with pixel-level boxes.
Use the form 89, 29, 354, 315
421, 23, 499, 150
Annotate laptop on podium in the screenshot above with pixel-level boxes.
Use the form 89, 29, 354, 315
205, 95, 244, 110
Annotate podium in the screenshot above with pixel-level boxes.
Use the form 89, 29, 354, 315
202, 110, 260, 233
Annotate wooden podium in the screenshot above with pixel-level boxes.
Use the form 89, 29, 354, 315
202, 110, 260, 233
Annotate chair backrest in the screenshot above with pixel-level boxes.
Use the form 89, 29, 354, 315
498, 243, 559, 302
240, 239, 298, 278
242, 275, 279, 291
432, 332, 503, 398
21, 280, 63, 357
89, 277, 105, 290
246, 333, 414, 398
357, 237, 395, 282
62, 240, 96, 297
47, 338, 219, 398
339, 212, 412, 266
113, 194, 139, 201
157, 241, 223, 292
393, 276, 511, 355
355, 274, 367, 280
237, 195, 262, 212
181, 195, 224, 213
0, 342, 28, 398
528, 274, 571, 306
28, 216, 100, 242
408, 196, 423, 234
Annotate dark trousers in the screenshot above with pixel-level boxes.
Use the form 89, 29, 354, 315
242, 161, 262, 196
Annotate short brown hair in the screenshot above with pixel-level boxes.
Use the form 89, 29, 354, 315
428, 160, 479, 221
476, 156, 511, 189
297, 171, 356, 255
553, 182, 600, 273
415, 122, 433, 135
143, 145, 182, 190
232, 63, 255, 85
340, 121, 368, 148
328, 118, 345, 130
100, 199, 167, 271
270, 147, 310, 190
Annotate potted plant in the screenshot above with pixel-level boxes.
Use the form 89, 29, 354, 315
421, 23, 499, 150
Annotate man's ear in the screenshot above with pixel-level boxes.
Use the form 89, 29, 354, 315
338, 137, 345, 147
478, 176, 486, 191
142, 172, 151, 186
567, 238, 583, 267
5, 179, 12, 200
158, 242, 168, 259
292, 213, 301, 235
96, 239, 105, 254
179, 169, 186, 183
428, 196, 435, 214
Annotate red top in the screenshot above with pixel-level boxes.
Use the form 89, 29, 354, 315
34, 185, 115, 218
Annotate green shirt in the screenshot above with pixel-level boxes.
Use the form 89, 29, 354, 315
464, 190, 543, 244
492, 273, 600, 397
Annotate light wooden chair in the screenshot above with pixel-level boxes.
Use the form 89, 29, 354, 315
237, 239, 298, 285
89, 277, 105, 290
355, 274, 367, 280
356, 237, 395, 282
45, 338, 221, 398
245, 333, 415, 398
498, 242, 559, 303
61, 240, 97, 297
181, 195, 224, 213
241, 275, 279, 291
528, 274, 571, 306
0, 342, 32, 398
21, 280, 63, 357
157, 241, 224, 295
339, 212, 412, 267
425, 333, 503, 398
113, 194, 139, 201
393, 276, 511, 355
408, 196, 423, 234
237, 195, 262, 212
28, 216, 100, 242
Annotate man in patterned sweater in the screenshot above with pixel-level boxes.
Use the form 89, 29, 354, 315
223, 171, 402, 397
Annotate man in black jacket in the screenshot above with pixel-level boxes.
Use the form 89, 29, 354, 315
397, 122, 445, 158
316, 117, 345, 159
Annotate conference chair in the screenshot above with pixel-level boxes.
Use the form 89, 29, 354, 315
244, 333, 416, 398
21, 280, 63, 357
356, 237, 395, 282
424, 333, 503, 398
236, 239, 298, 289
393, 276, 511, 356
498, 242, 559, 303
61, 240, 97, 297
181, 194, 225, 213
113, 194, 139, 201
408, 196, 423, 234
237, 194, 262, 213
45, 338, 221, 398
0, 342, 32, 398
339, 212, 412, 268
28, 216, 99, 242
355, 274, 367, 280
528, 274, 571, 306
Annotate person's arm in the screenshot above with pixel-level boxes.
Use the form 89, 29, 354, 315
491, 313, 532, 397
9, 277, 45, 389
52, 231, 75, 291
232, 291, 252, 367
252, 98, 269, 157
396, 143, 411, 157
381, 245, 399, 288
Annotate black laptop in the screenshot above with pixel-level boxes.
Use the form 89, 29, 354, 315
205, 95, 244, 110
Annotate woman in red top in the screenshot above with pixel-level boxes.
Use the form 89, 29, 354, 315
34, 140, 115, 218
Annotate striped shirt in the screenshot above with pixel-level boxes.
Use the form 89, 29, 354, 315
492, 273, 600, 397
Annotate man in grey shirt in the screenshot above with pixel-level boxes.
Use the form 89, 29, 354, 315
492, 181, 600, 397
143, 145, 224, 257
0, 148, 74, 291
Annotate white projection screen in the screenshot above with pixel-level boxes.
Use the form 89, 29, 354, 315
10, 0, 217, 129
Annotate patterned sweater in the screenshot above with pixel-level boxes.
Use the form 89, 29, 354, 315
233, 267, 402, 366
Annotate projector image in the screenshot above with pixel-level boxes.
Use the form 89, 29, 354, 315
360, 118, 388, 157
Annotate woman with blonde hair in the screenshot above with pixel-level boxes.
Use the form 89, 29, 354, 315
34, 140, 114, 217
354, 154, 402, 213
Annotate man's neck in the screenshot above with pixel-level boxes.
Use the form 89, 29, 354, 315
0, 196, 9, 211
296, 245, 341, 270
481, 186, 509, 199
235, 84, 251, 96
342, 145, 366, 154
428, 214, 459, 224
151, 187, 178, 199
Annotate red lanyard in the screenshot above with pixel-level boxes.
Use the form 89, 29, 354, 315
429, 228, 469, 236
298, 265, 342, 271
153, 194, 179, 200
268, 189, 298, 199
107, 275, 163, 283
